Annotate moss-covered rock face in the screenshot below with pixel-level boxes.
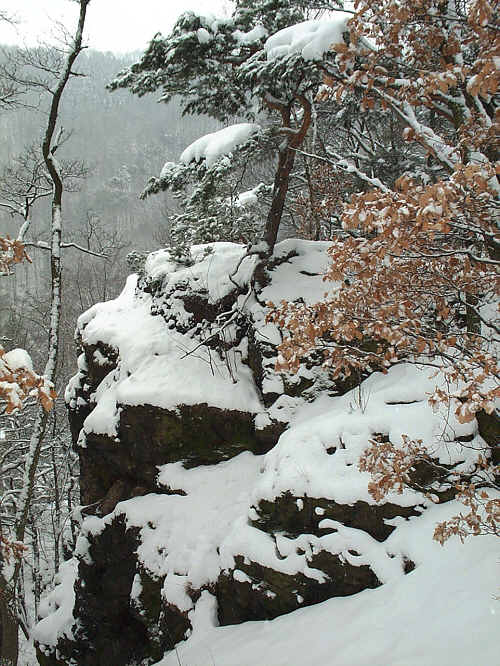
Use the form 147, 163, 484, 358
217, 552, 382, 625
476, 410, 500, 469
68, 241, 358, 515
215, 489, 419, 625
121, 403, 267, 468
72, 519, 147, 666
83, 342, 119, 391
79, 402, 271, 510
36, 516, 192, 666
66, 340, 119, 446
130, 567, 191, 663
253, 493, 422, 542
42, 241, 434, 665
36, 517, 147, 666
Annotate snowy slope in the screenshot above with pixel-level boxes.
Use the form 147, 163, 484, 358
154, 504, 498, 666
37, 362, 498, 663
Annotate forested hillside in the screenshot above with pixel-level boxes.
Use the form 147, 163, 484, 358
1, 48, 219, 367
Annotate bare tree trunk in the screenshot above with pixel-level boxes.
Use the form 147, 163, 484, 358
67, 469, 77, 559
0, 4, 90, 663
0, 573, 18, 666
263, 95, 312, 254
51, 441, 61, 574
264, 147, 297, 251
30, 515, 41, 618
15, 0, 89, 547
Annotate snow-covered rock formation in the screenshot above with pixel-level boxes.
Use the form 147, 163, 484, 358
34, 241, 498, 666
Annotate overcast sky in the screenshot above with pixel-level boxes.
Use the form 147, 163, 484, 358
0, 0, 229, 53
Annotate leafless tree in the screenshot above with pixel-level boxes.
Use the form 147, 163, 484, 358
0, 3, 91, 663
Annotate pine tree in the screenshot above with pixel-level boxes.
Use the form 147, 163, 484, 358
109, 1, 350, 257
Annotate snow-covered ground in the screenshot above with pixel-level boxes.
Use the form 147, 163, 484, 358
154, 503, 498, 666
37, 361, 499, 665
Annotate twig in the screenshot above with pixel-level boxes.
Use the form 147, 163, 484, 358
181, 285, 254, 360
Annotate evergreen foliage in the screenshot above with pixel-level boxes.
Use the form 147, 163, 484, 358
110, 1, 350, 258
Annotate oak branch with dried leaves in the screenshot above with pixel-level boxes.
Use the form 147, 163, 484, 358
271, 0, 499, 543
0, 346, 55, 415
0, 238, 31, 276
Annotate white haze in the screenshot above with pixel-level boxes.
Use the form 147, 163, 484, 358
0, 0, 230, 54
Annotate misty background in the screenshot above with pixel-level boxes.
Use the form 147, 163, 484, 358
0, 47, 220, 383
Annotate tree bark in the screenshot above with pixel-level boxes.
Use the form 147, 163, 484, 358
264, 147, 297, 251
263, 95, 312, 254
0, 573, 18, 666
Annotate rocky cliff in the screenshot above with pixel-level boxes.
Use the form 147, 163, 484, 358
33, 240, 486, 666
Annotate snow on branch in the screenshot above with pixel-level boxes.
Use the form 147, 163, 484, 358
265, 14, 350, 61
0, 345, 55, 414
179, 123, 261, 168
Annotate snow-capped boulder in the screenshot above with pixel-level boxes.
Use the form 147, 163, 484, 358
36, 240, 485, 666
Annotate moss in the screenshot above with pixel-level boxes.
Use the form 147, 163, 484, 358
133, 568, 164, 628
83, 342, 119, 391
78, 402, 274, 506
36, 517, 151, 666
253, 492, 422, 542
282, 374, 315, 398
35, 647, 63, 666
217, 550, 382, 625
37, 515, 191, 666
476, 409, 500, 450
255, 420, 288, 451
132, 568, 191, 662
120, 402, 269, 469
